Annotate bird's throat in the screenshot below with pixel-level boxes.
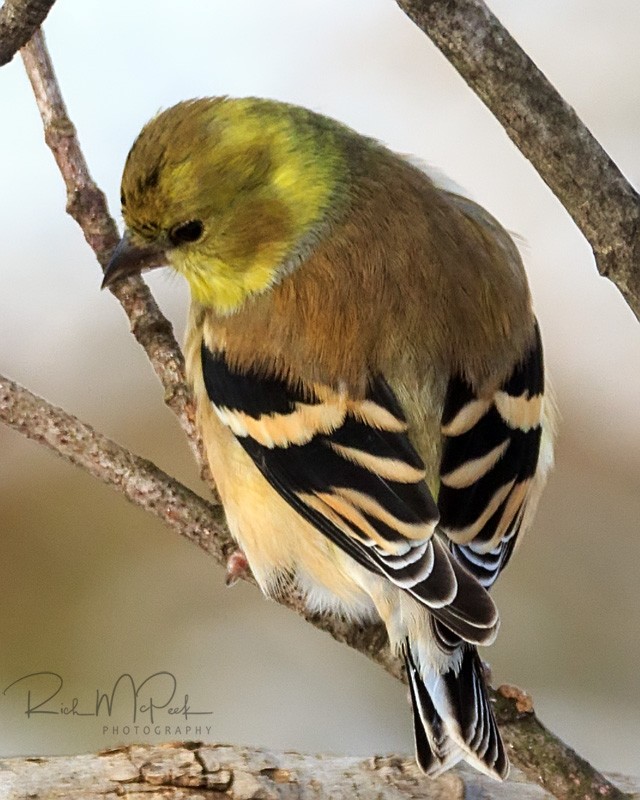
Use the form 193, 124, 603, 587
179, 254, 277, 315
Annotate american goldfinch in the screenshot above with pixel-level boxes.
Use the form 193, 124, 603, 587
102, 97, 555, 780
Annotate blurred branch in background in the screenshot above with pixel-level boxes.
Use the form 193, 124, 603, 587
396, 0, 640, 320
0, 0, 55, 65
0, 3, 637, 799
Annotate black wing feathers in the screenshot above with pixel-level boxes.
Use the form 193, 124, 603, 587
438, 322, 544, 587
201, 344, 497, 643
202, 347, 312, 415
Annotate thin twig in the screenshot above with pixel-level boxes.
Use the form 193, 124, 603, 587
0, 0, 56, 65
396, 0, 640, 321
19, 28, 213, 485
0, 374, 226, 558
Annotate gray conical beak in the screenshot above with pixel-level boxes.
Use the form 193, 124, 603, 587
101, 232, 167, 289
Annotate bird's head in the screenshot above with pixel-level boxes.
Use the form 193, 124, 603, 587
102, 97, 349, 313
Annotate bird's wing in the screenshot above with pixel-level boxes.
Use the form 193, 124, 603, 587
201, 342, 497, 645
438, 321, 545, 590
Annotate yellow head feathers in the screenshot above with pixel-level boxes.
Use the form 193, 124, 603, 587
115, 97, 350, 312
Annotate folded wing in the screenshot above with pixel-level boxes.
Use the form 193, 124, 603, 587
202, 343, 498, 645
438, 321, 545, 589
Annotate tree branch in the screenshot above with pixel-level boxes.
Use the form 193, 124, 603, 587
6, 741, 615, 800
0, 370, 398, 683
0, 0, 56, 65
493, 686, 632, 800
6, 18, 634, 800
0, 374, 227, 559
396, 0, 640, 321
20, 28, 212, 484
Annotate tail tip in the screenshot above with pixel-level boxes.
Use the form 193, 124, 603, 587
404, 641, 509, 781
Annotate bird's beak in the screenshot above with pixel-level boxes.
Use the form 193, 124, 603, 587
101, 231, 167, 289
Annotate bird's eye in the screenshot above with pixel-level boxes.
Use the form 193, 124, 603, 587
169, 220, 204, 246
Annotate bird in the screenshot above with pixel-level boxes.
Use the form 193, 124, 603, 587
102, 96, 555, 780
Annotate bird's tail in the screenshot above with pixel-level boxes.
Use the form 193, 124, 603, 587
403, 640, 509, 780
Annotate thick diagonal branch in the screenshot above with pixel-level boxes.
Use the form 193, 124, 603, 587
396, 0, 640, 320
0, 0, 56, 65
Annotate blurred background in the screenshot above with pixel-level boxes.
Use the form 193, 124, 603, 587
1, 0, 639, 777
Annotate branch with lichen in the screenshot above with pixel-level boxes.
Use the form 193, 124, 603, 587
0, 18, 633, 800
395, 0, 640, 322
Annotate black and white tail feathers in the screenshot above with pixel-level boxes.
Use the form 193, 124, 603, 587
401, 323, 547, 779
404, 640, 508, 780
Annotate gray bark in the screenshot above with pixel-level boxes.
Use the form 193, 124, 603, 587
3, 742, 636, 800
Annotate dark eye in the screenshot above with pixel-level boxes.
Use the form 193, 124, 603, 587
169, 220, 204, 246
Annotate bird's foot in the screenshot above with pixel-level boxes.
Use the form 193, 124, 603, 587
225, 549, 249, 587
